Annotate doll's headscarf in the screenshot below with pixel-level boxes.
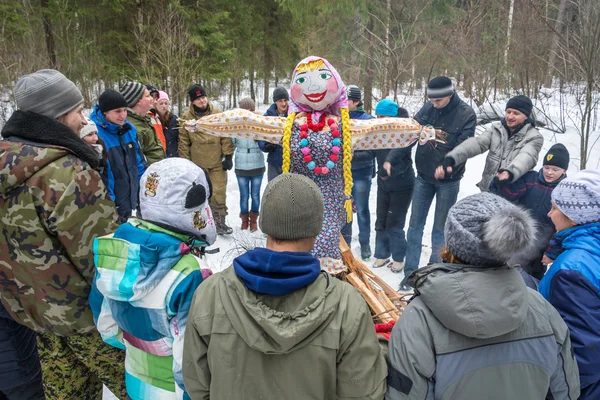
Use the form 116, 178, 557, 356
288, 56, 348, 123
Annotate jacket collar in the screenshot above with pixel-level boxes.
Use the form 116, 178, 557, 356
191, 103, 213, 118
127, 108, 150, 122
537, 168, 565, 187
1, 110, 99, 169
233, 247, 321, 295
501, 118, 535, 138
437, 93, 460, 114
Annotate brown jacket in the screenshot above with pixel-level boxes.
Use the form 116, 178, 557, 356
178, 104, 234, 169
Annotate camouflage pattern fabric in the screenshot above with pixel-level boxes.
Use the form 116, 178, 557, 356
37, 331, 128, 400
0, 140, 119, 336
127, 110, 165, 166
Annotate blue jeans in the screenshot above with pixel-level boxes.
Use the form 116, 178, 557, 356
404, 176, 460, 276
341, 177, 372, 248
374, 186, 413, 262
236, 174, 263, 214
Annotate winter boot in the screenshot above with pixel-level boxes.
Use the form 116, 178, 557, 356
360, 245, 372, 261
398, 276, 413, 292
215, 214, 233, 235
249, 212, 259, 232
390, 261, 404, 273
373, 258, 390, 268
240, 213, 249, 230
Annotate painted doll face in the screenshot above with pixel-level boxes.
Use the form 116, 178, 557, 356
291, 61, 339, 111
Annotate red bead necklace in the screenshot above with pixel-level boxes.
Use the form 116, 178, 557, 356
299, 112, 341, 175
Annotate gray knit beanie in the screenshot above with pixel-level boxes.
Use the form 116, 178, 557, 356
259, 173, 324, 240
445, 192, 537, 267
14, 69, 84, 119
347, 85, 362, 102
119, 81, 146, 108
238, 98, 255, 111
272, 86, 289, 102
552, 169, 600, 225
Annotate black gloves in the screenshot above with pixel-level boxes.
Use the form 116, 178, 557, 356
263, 142, 279, 153
492, 169, 514, 187
441, 157, 455, 170
439, 157, 456, 178
498, 169, 514, 181
222, 154, 233, 171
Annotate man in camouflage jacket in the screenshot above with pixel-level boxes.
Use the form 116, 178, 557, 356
0, 69, 128, 399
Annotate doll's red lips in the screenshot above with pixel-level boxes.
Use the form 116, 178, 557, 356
304, 91, 327, 102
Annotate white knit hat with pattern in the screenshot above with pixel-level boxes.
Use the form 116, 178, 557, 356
139, 158, 216, 245
552, 169, 600, 225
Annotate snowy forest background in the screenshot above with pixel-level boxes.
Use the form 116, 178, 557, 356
0, 0, 599, 169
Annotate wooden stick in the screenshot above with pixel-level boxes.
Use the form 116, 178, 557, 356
340, 236, 405, 321
346, 273, 395, 323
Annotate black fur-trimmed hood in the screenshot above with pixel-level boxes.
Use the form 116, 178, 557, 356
1, 110, 99, 169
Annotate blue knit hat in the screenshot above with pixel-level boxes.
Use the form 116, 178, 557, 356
375, 99, 398, 117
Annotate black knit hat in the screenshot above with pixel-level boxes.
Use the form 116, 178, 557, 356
427, 76, 454, 98
99, 89, 128, 113
119, 81, 146, 108
145, 84, 159, 96
272, 86, 289, 102
506, 95, 533, 117
397, 107, 409, 118
189, 84, 207, 102
543, 143, 570, 170
347, 85, 362, 102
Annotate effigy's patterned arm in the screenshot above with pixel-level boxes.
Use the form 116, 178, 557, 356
183, 109, 285, 144
349, 117, 441, 150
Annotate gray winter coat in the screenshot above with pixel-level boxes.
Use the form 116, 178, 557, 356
445, 121, 543, 191
386, 264, 580, 400
232, 138, 265, 173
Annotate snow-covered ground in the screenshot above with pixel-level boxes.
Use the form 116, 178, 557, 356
100, 92, 598, 400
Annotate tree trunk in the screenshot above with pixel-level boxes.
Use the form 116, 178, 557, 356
40, 0, 57, 68
263, 44, 273, 105
545, 0, 569, 87
580, 78, 593, 169
233, 77, 238, 108
364, 18, 375, 114
382, 0, 392, 97
250, 69, 255, 101
504, 0, 515, 72
229, 76, 234, 109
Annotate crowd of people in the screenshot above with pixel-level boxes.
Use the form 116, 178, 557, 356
0, 68, 598, 400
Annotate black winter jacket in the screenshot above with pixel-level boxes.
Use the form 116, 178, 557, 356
162, 113, 179, 158
375, 144, 416, 192
414, 94, 476, 182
